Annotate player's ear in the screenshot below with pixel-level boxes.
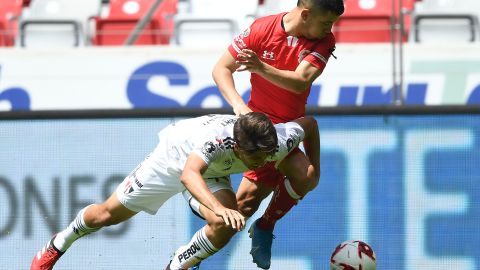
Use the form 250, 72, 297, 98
233, 142, 240, 152
300, 8, 310, 21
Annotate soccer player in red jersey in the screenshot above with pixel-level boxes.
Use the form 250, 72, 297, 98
212, 0, 344, 268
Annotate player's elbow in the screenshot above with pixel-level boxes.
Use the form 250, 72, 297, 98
292, 73, 316, 93
212, 67, 220, 83
290, 80, 310, 93
179, 172, 190, 186
212, 62, 235, 80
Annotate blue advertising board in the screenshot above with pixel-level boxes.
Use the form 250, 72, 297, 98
0, 114, 479, 269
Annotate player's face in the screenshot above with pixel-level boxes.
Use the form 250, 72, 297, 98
303, 9, 340, 39
236, 149, 270, 170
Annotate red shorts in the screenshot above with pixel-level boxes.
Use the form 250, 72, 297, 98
242, 147, 301, 187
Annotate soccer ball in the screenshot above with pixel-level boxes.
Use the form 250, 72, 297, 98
330, 240, 377, 270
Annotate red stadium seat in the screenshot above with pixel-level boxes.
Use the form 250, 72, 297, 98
334, 0, 416, 43
0, 0, 25, 46
91, 0, 177, 46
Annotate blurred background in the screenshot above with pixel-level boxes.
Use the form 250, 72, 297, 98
0, 0, 479, 269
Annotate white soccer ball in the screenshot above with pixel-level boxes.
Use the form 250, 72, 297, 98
330, 240, 377, 270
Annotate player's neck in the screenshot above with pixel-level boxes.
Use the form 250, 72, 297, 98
283, 10, 301, 37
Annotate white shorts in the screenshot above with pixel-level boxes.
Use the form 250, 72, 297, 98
182, 176, 233, 218
116, 155, 233, 215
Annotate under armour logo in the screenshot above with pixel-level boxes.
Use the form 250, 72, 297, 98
262, 50, 275, 60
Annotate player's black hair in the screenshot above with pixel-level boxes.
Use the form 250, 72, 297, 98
297, 0, 345, 16
233, 112, 278, 155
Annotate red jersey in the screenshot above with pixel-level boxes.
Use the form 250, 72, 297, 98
228, 13, 336, 124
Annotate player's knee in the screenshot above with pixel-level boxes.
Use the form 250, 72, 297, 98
303, 171, 320, 193
237, 199, 260, 217
289, 173, 320, 197
208, 217, 237, 236
309, 167, 321, 187
307, 174, 320, 192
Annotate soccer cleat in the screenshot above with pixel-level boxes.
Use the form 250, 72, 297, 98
30, 235, 64, 270
248, 219, 275, 269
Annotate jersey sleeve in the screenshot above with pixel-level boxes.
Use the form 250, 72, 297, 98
228, 20, 261, 58
270, 121, 305, 165
303, 33, 336, 71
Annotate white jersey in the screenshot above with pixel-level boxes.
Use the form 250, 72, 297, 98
151, 114, 305, 179
116, 114, 305, 215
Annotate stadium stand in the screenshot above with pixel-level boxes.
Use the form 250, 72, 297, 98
257, 0, 297, 16
19, 0, 101, 47
6, 0, 479, 47
90, 0, 177, 46
333, 0, 416, 43
0, 0, 27, 47
410, 0, 480, 43
172, 0, 257, 46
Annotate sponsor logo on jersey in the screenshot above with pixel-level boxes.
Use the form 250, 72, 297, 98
224, 159, 233, 167
223, 159, 233, 170
123, 176, 138, 194
287, 138, 295, 152
220, 118, 236, 127
222, 137, 235, 149
241, 27, 251, 38
134, 178, 143, 188
262, 50, 275, 60
123, 176, 143, 194
232, 27, 250, 53
234, 36, 247, 49
202, 115, 219, 126
202, 141, 217, 155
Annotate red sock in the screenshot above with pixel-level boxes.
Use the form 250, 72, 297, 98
258, 178, 302, 230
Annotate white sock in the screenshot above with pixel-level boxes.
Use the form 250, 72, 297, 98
53, 204, 100, 252
169, 226, 218, 270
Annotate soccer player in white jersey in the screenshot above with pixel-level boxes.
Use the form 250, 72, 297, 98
30, 112, 320, 270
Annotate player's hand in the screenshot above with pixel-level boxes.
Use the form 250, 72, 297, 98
236, 49, 264, 73
213, 206, 246, 231
233, 104, 252, 116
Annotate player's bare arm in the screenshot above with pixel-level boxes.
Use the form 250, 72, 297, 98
181, 153, 246, 231
293, 116, 321, 179
236, 49, 323, 94
212, 51, 252, 116
277, 116, 321, 196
